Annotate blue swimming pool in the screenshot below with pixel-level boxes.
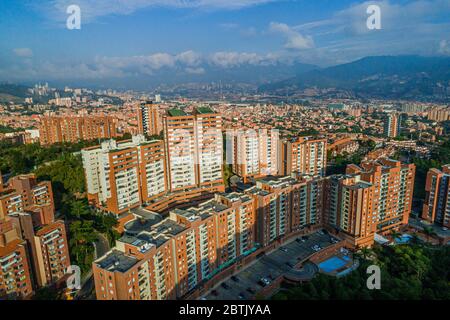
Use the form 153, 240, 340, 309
318, 256, 349, 273
395, 234, 412, 244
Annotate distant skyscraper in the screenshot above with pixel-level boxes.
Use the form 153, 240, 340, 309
384, 113, 401, 138
422, 165, 450, 227
137, 101, 161, 136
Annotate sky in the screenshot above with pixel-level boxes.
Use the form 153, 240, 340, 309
0, 0, 449, 86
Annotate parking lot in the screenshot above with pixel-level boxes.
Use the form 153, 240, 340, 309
202, 230, 340, 300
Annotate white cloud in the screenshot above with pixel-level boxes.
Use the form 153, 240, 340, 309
13, 48, 33, 58
209, 52, 277, 68
176, 50, 202, 67
269, 22, 314, 50
0, 50, 290, 81
43, 0, 276, 23
185, 67, 205, 74
288, 0, 450, 64
439, 40, 450, 55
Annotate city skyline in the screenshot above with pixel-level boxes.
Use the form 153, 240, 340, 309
0, 0, 449, 305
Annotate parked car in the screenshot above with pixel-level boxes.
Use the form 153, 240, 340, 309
211, 290, 218, 296
231, 276, 240, 282
258, 277, 271, 287
238, 293, 246, 300
247, 287, 256, 294
221, 282, 230, 290
279, 247, 288, 252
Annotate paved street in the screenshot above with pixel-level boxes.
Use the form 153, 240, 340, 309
75, 233, 110, 300
202, 231, 338, 300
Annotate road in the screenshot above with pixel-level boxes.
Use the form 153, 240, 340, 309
75, 233, 110, 300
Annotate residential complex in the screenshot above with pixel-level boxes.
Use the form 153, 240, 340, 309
93, 192, 256, 300
93, 157, 415, 300
82, 107, 224, 217
422, 165, 450, 227
39, 115, 118, 145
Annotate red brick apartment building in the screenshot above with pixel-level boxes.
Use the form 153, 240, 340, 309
228, 129, 279, 183
82, 107, 224, 217
39, 115, 117, 145
0, 173, 70, 298
422, 165, 450, 227
137, 101, 162, 136
279, 137, 327, 177
93, 192, 255, 300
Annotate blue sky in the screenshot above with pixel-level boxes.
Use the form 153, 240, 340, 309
0, 0, 449, 84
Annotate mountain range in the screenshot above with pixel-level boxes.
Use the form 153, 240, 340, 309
1, 56, 449, 102
258, 55, 450, 101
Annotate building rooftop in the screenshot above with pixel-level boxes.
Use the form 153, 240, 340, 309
167, 108, 187, 117
196, 106, 215, 114
245, 186, 270, 197
257, 175, 297, 188
95, 250, 139, 273
218, 192, 252, 203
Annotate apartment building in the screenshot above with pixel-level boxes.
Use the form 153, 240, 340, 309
0, 174, 69, 297
137, 101, 161, 136
8, 174, 54, 213
0, 174, 54, 220
383, 113, 401, 138
0, 219, 33, 299
39, 115, 117, 145
279, 137, 327, 177
163, 107, 224, 192
228, 128, 279, 182
82, 135, 167, 216
346, 158, 415, 235
324, 175, 376, 248
9, 209, 70, 288
328, 138, 359, 157
93, 158, 416, 299
422, 165, 450, 227
93, 192, 255, 300
245, 175, 324, 247
427, 108, 450, 122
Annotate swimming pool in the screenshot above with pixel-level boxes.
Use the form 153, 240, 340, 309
395, 234, 412, 244
318, 256, 349, 273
